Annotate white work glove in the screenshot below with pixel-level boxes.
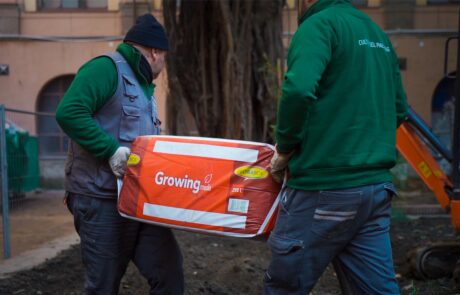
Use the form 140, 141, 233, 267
109, 146, 131, 179
270, 147, 294, 184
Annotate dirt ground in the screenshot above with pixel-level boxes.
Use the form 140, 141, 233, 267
0, 190, 74, 260
1, 189, 460, 294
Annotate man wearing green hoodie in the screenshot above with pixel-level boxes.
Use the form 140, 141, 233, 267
265, 0, 408, 294
56, 14, 183, 294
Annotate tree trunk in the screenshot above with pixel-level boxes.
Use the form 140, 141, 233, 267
163, 0, 283, 142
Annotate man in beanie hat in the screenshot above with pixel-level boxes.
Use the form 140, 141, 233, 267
56, 14, 184, 294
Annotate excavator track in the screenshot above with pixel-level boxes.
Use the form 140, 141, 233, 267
408, 243, 460, 280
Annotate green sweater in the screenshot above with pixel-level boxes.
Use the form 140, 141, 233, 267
276, 0, 408, 190
56, 43, 154, 160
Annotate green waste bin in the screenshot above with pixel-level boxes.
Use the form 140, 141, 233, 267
5, 123, 40, 195
23, 136, 40, 191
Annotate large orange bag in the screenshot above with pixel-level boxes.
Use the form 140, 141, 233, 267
118, 135, 282, 238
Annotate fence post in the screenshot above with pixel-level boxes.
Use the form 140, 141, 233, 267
0, 104, 10, 259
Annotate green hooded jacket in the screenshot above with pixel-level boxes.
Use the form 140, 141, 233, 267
56, 43, 155, 160
276, 0, 408, 190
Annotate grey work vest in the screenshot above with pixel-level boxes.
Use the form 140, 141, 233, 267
65, 52, 160, 198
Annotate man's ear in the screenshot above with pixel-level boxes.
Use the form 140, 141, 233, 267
150, 48, 159, 62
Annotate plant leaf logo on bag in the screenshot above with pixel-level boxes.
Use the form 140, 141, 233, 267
234, 166, 268, 179
127, 154, 141, 166
154, 172, 212, 194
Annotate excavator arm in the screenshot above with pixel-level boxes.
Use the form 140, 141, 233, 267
397, 122, 452, 212
396, 108, 459, 230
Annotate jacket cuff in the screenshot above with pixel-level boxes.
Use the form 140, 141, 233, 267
276, 143, 296, 154
105, 141, 120, 160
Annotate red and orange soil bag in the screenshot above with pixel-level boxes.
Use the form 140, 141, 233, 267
118, 135, 282, 238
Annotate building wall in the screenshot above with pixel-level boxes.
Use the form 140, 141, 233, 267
392, 35, 456, 121
20, 12, 121, 36
1, 41, 116, 134
0, 1, 458, 132
414, 6, 460, 29
396, 5, 460, 122
0, 8, 167, 136
363, 8, 385, 26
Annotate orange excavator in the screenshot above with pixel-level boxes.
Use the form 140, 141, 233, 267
397, 108, 460, 284
395, 31, 460, 288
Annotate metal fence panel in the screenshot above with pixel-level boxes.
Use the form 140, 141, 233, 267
0, 106, 68, 260
0, 105, 11, 259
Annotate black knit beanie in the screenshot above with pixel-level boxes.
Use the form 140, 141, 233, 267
124, 14, 169, 51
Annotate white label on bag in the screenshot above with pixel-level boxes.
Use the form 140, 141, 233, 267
228, 198, 249, 214
153, 141, 259, 162
143, 203, 247, 229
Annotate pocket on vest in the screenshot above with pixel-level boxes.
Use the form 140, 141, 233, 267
120, 105, 140, 141
94, 164, 116, 190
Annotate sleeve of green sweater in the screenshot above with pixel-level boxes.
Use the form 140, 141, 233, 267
392, 50, 409, 126
56, 57, 119, 160
276, 17, 335, 153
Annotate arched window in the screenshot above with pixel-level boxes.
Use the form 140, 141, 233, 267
36, 75, 75, 157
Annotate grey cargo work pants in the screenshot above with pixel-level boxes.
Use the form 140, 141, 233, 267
67, 193, 184, 295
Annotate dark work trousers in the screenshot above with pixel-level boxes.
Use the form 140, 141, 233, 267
263, 182, 400, 295
66, 193, 184, 295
